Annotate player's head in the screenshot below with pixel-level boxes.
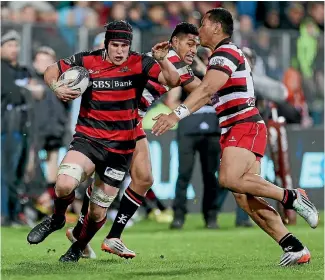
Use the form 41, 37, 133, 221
1, 30, 20, 63
33, 46, 56, 74
104, 20, 133, 65
199, 8, 233, 48
242, 47, 256, 70
170, 22, 200, 65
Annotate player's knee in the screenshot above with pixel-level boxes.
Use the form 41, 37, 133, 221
55, 175, 78, 197
133, 173, 154, 190
218, 171, 233, 189
233, 193, 250, 212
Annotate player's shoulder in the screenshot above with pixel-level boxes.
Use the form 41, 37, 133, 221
213, 42, 242, 56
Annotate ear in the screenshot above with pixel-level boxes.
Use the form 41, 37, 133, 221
214, 22, 222, 34
171, 36, 178, 46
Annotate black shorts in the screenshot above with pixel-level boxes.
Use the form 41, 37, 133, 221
69, 136, 132, 187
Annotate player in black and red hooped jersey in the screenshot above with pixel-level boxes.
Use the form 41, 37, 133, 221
66, 23, 202, 258
152, 9, 319, 266
26, 20, 181, 263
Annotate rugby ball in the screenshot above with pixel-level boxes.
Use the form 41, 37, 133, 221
58, 66, 90, 94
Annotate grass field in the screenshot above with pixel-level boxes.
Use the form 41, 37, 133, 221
1, 212, 324, 280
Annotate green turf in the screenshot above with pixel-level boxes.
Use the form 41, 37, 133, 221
1, 212, 324, 280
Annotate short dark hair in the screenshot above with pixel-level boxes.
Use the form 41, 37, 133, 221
206, 8, 234, 37
170, 22, 199, 42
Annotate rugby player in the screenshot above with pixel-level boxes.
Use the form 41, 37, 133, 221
152, 8, 319, 266
26, 20, 181, 262
67, 22, 202, 259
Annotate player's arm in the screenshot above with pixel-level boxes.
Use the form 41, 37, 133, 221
182, 76, 201, 94
44, 52, 87, 102
152, 49, 239, 135
151, 42, 180, 87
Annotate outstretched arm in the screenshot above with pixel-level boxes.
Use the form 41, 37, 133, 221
152, 41, 180, 88
152, 69, 228, 135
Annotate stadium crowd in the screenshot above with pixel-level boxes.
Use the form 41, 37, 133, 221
1, 1, 324, 228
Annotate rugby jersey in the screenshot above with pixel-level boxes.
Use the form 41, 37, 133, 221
208, 38, 262, 134
138, 48, 195, 119
57, 49, 161, 154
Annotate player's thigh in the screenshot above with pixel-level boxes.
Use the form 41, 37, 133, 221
57, 138, 96, 190
95, 148, 132, 190
219, 146, 256, 187
130, 137, 153, 184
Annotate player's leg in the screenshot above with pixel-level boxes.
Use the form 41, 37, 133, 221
60, 173, 119, 262
27, 137, 96, 244
66, 177, 96, 259
233, 161, 311, 266
101, 137, 151, 258
218, 123, 318, 228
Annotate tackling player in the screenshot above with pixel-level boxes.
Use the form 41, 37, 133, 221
152, 9, 319, 266
26, 20, 180, 263
67, 22, 202, 259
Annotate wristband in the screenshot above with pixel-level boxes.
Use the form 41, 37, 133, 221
173, 104, 191, 120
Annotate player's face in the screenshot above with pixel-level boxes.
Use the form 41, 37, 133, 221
107, 41, 130, 65
199, 15, 215, 47
174, 34, 200, 65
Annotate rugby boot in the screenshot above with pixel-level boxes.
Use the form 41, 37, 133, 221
101, 238, 136, 259
66, 228, 96, 259
292, 189, 319, 228
279, 247, 311, 267
27, 216, 65, 244
59, 242, 83, 263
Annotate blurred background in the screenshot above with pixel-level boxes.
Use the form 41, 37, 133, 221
1, 1, 324, 229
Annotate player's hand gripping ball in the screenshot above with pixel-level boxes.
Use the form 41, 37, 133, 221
52, 66, 90, 102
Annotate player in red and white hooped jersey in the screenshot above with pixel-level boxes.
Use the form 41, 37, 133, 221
71, 23, 202, 259
152, 8, 318, 267
27, 20, 181, 263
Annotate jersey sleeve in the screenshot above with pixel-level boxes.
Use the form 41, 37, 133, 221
142, 54, 161, 82
57, 51, 90, 75
172, 61, 195, 86
207, 48, 242, 76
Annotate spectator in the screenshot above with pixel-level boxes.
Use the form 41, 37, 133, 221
109, 2, 126, 21
127, 3, 152, 29
281, 3, 305, 30
236, 1, 257, 27
166, 2, 183, 29
264, 9, 281, 29
297, 18, 321, 104
90, 2, 110, 25
283, 63, 313, 127
147, 5, 169, 28
308, 2, 324, 31
239, 15, 254, 47
20, 5, 38, 23
1, 30, 34, 226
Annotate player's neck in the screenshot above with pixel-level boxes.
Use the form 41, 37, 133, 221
208, 35, 231, 51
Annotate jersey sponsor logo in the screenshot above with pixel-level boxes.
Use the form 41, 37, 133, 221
92, 80, 133, 89
209, 56, 225, 66
104, 167, 125, 181
88, 69, 100, 74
